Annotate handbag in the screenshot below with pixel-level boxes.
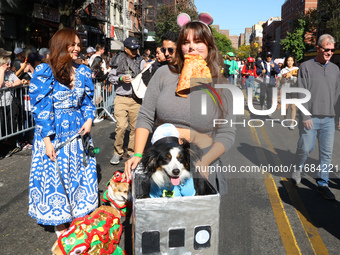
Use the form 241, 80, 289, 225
131, 61, 154, 99
255, 73, 265, 84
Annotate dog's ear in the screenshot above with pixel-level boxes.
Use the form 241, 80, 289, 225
181, 139, 203, 166
141, 147, 158, 173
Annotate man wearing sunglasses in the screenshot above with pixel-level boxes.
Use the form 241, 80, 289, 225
160, 31, 179, 65
256, 51, 280, 113
292, 34, 340, 201
108, 37, 146, 165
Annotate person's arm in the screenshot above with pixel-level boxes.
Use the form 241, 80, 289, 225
15, 61, 27, 77
297, 63, 312, 128
0, 65, 6, 87
241, 65, 247, 76
195, 142, 225, 179
123, 67, 165, 180
124, 127, 150, 180
29, 63, 56, 160
79, 65, 96, 135
195, 88, 236, 178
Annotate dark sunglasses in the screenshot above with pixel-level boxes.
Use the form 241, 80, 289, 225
319, 46, 335, 53
160, 47, 174, 55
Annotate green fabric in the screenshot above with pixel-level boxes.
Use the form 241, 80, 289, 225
224, 60, 238, 75
59, 210, 123, 255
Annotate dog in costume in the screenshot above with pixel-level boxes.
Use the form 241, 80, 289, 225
101, 171, 131, 217
142, 123, 202, 198
51, 206, 126, 255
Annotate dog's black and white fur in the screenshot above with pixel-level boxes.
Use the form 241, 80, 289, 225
142, 137, 202, 197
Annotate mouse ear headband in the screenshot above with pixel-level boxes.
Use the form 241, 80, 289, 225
177, 12, 214, 29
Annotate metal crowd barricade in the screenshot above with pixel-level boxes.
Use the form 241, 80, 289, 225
0, 80, 115, 141
93, 79, 116, 123
0, 85, 35, 141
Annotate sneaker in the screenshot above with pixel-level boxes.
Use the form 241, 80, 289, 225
317, 185, 335, 200
261, 105, 265, 110
110, 154, 121, 165
292, 170, 301, 185
289, 125, 295, 130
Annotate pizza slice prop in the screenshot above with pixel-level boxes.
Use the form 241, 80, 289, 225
176, 54, 212, 98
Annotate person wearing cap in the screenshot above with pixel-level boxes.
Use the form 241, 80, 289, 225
256, 51, 280, 112
75, 52, 87, 65
241, 57, 258, 94
223, 52, 239, 86
12, 47, 27, 78
108, 37, 146, 165
39, 48, 50, 62
88, 44, 107, 74
86, 46, 96, 59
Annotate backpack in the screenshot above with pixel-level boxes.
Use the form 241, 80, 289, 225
223, 63, 231, 78
109, 51, 123, 68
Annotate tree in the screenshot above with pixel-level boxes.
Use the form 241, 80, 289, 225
58, 0, 87, 29
280, 19, 306, 62
237, 45, 251, 59
155, 4, 198, 44
211, 27, 233, 55
317, 0, 340, 47
155, 5, 234, 54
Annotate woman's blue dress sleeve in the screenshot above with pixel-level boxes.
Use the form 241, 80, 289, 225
80, 65, 96, 121
29, 63, 55, 138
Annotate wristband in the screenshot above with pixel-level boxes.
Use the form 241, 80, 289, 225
120, 76, 123, 81
134, 153, 143, 158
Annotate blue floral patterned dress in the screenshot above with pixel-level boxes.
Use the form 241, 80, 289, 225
28, 63, 98, 226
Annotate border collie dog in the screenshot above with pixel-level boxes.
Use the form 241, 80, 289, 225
142, 136, 202, 198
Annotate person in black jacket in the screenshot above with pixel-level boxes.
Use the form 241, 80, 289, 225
91, 56, 108, 106
142, 44, 167, 86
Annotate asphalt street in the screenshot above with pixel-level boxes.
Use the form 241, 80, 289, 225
1, 107, 340, 254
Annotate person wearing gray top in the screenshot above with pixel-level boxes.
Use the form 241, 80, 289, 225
292, 34, 340, 200
108, 37, 146, 165
124, 18, 236, 195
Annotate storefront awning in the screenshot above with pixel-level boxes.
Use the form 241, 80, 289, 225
111, 40, 124, 50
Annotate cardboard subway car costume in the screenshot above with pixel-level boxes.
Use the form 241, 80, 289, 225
132, 124, 220, 254
132, 168, 220, 255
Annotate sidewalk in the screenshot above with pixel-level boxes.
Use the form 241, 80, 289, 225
0, 119, 134, 254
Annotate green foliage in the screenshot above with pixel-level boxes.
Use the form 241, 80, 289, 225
317, 0, 340, 47
154, 4, 235, 55
58, 0, 87, 29
155, 4, 198, 44
211, 27, 233, 55
281, 19, 306, 62
237, 45, 251, 59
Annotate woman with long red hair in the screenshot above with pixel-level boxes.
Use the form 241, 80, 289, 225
28, 28, 98, 236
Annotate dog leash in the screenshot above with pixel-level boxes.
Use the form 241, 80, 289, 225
54, 131, 99, 219
55, 132, 83, 219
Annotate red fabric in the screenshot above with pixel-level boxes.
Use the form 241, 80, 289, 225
241, 65, 257, 78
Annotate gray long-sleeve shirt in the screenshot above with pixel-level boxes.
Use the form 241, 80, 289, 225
136, 65, 236, 153
297, 59, 340, 121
